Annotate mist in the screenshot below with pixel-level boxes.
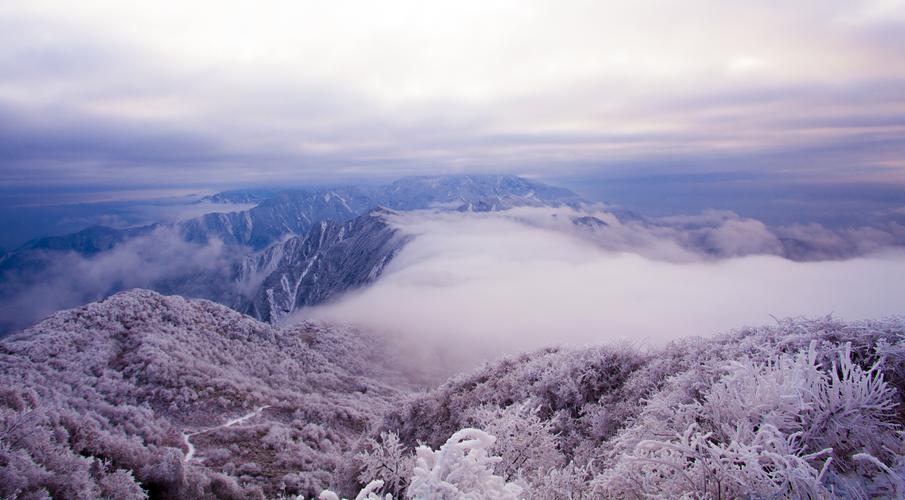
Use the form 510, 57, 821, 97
0, 190, 256, 250
302, 209, 905, 369
0, 227, 234, 333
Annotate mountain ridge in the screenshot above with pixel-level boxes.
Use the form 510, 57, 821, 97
0, 175, 583, 334
8, 175, 582, 256
234, 207, 410, 323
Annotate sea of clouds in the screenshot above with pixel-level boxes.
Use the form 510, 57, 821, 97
304, 208, 905, 368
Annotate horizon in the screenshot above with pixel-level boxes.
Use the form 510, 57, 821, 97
3, 171, 905, 250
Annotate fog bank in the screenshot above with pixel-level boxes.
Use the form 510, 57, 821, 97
0, 227, 233, 333
303, 210, 905, 368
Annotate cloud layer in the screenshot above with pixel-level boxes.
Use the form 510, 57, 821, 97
304, 209, 905, 369
0, 227, 234, 332
1, 1, 904, 191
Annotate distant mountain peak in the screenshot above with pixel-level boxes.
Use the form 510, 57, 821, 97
197, 188, 279, 205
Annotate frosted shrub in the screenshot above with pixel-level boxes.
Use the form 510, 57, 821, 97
356, 432, 413, 497
603, 423, 834, 498
471, 403, 563, 483
319, 479, 391, 500
407, 428, 522, 499
99, 469, 148, 499
528, 461, 593, 499
596, 342, 904, 498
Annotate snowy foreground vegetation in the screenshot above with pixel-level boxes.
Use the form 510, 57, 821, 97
2, 290, 905, 498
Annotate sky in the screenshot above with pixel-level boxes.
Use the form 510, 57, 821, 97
2, 1, 905, 232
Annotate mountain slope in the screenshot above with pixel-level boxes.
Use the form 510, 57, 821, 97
0, 289, 409, 498
373, 316, 905, 498
236, 208, 410, 323
3, 291, 904, 498
177, 187, 381, 250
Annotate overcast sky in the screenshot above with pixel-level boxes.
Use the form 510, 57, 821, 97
1, 1, 904, 199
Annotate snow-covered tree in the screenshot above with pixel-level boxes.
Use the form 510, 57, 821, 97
356, 432, 413, 497
528, 461, 593, 499
470, 403, 563, 483
319, 479, 391, 500
594, 342, 905, 498
407, 428, 522, 499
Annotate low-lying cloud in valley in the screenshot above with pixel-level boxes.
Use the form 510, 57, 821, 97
303, 208, 905, 368
0, 227, 233, 333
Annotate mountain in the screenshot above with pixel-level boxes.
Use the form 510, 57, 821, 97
180, 175, 582, 250
380, 175, 583, 211
0, 289, 410, 498
3, 176, 581, 259
178, 187, 381, 250
0, 225, 164, 290
0, 175, 586, 334
6, 224, 159, 265
235, 208, 410, 323
3, 291, 903, 498
18, 225, 153, 254
196, 189, 279, 205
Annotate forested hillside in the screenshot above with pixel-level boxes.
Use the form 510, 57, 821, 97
2, 291, 903, 498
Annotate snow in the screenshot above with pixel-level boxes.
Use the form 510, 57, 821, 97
224, 406, 269, 428
182, 433, 196, 462
183, 406, 272, 463
335, 193, 353, 213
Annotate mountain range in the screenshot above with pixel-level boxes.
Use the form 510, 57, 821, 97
0, 175, 585, 333
2, 174, 896, 336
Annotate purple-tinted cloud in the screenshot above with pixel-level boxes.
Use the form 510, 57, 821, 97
0, 0, 903, 207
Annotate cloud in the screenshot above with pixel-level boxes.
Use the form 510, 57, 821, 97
0, 1, 904, 189
301, 209, 905, 370
0, 227, 235, 333
773, 221, 905, 260
0, 185, 256, 249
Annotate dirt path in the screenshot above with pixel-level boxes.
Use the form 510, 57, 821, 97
182, 406, 270, 462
